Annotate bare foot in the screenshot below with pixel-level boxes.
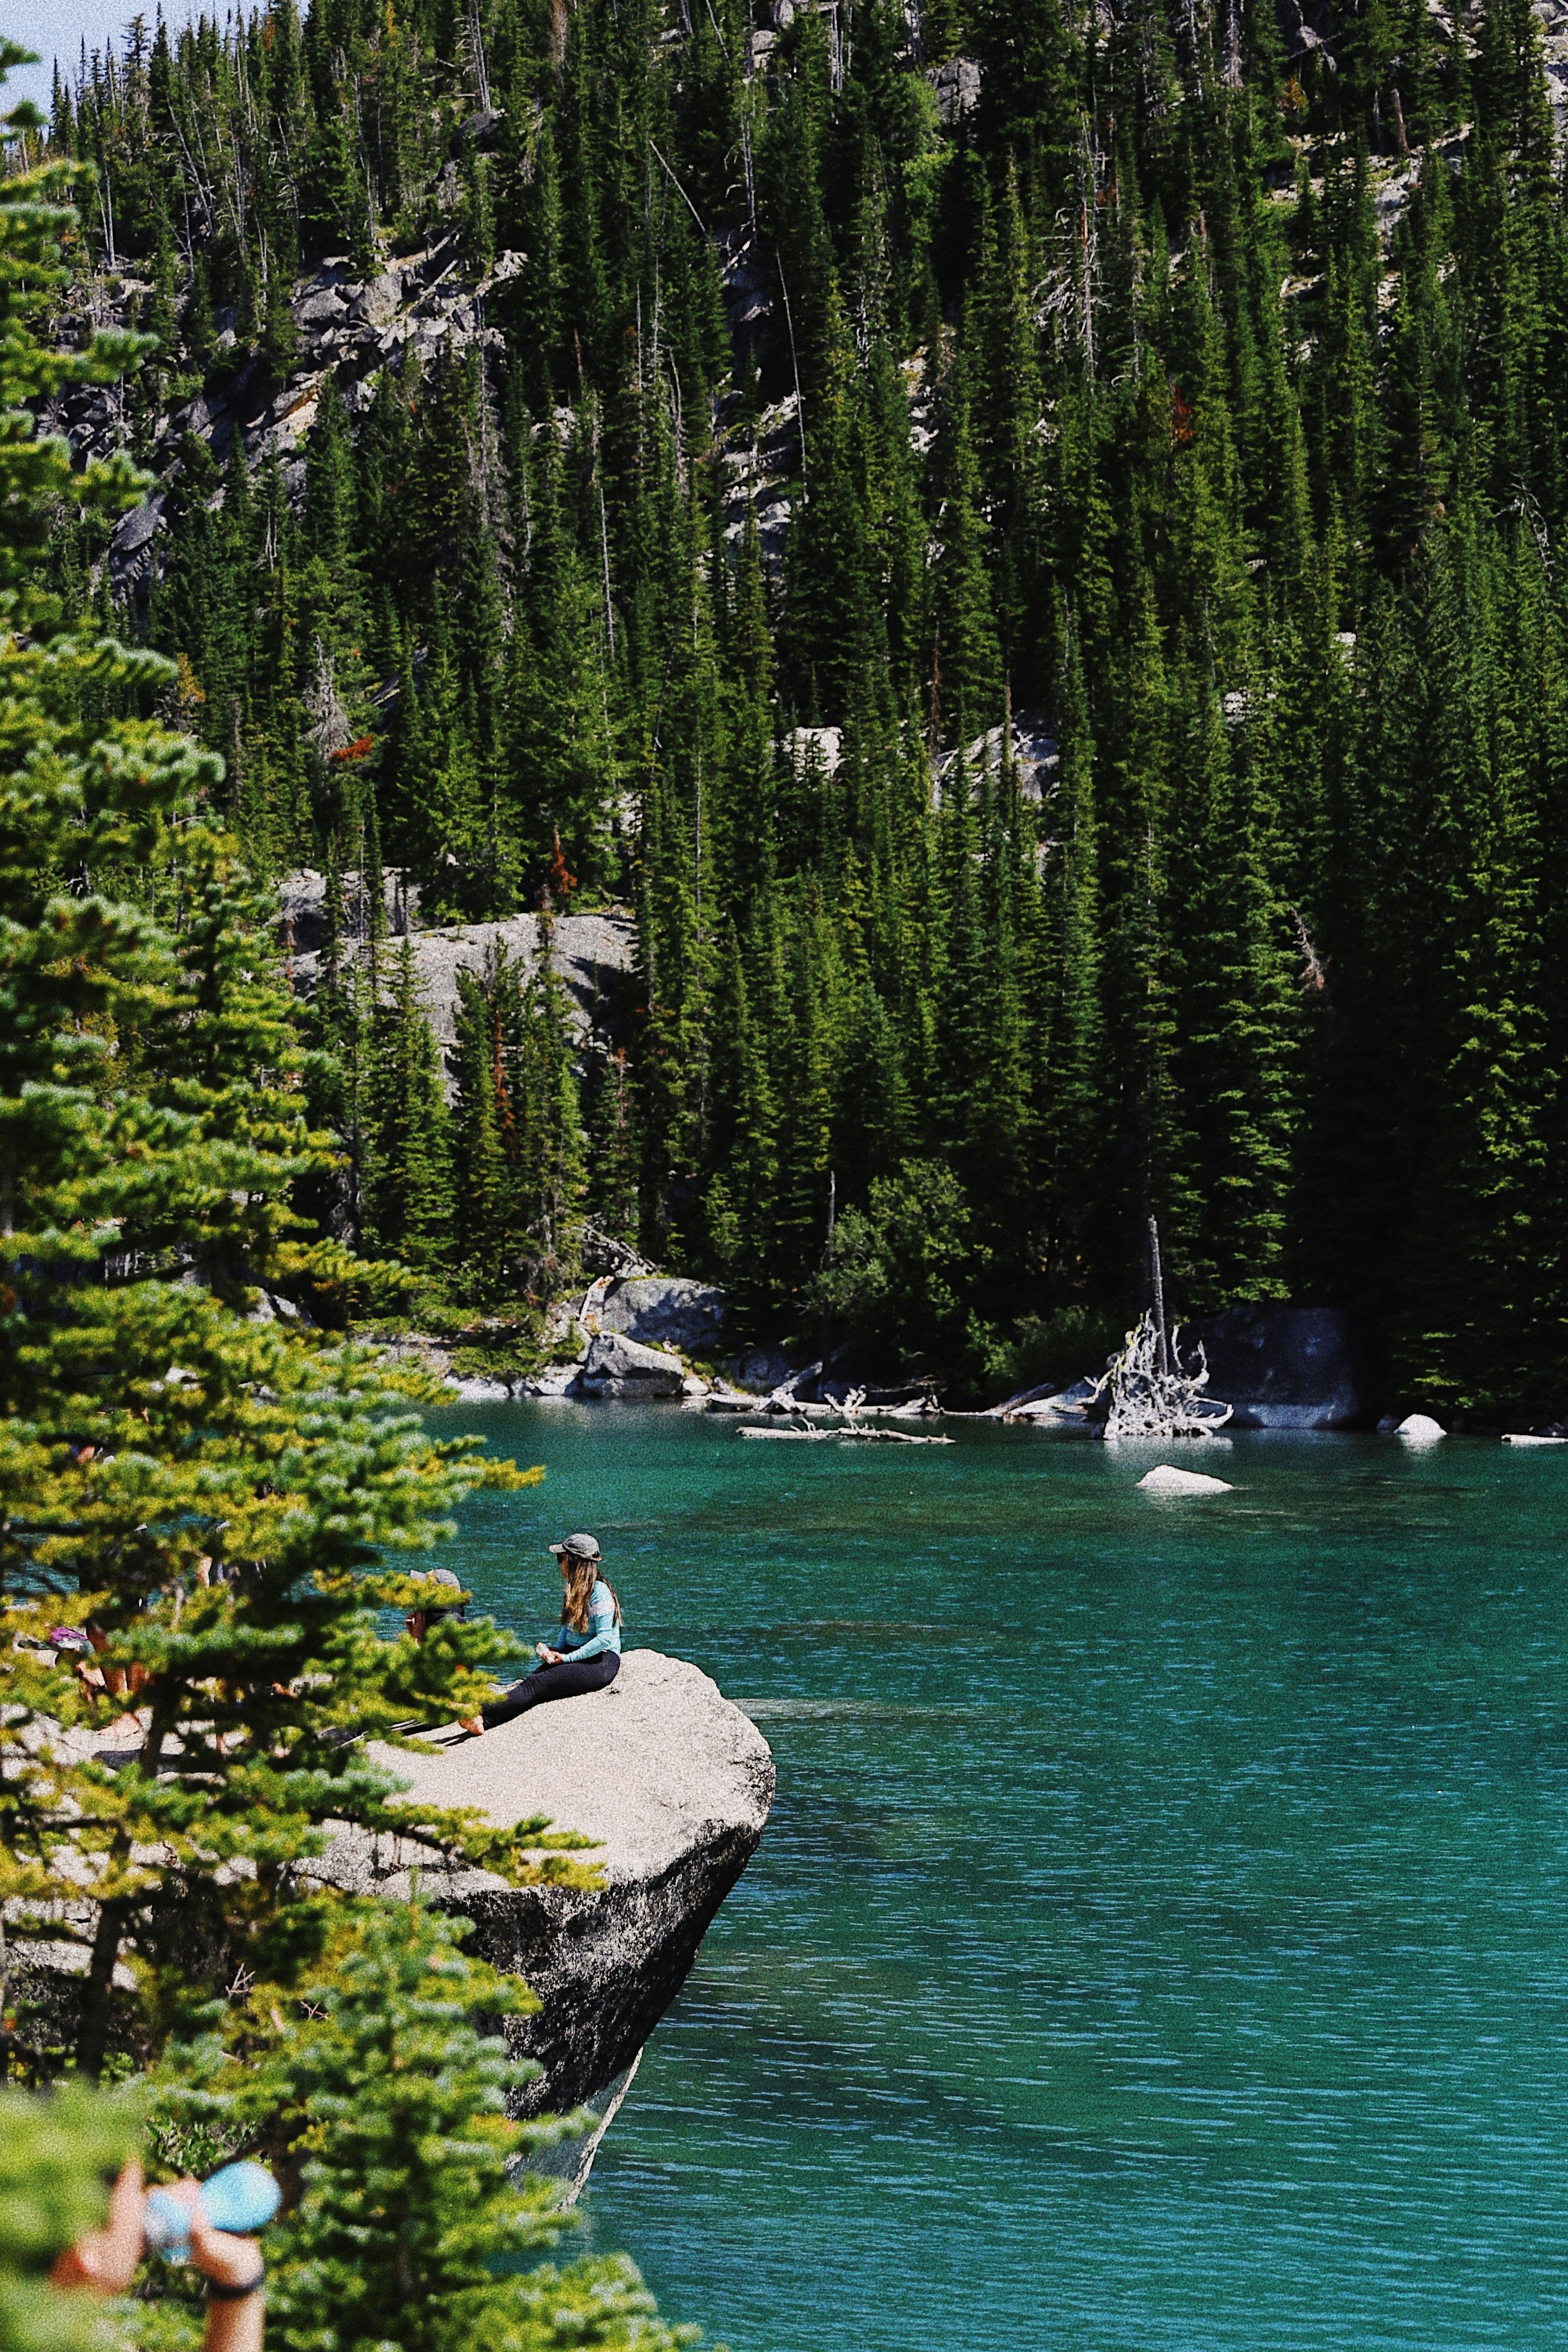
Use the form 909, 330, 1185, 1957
457, 1715, 484, 1736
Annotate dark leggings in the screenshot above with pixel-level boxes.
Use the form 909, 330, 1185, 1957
481, 1648, 620, 1728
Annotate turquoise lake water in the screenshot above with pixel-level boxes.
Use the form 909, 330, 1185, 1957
433, 1404, 1568, 2351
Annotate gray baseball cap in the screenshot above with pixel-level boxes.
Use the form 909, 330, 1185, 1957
550, 1533, 601, 1561
409, 1567, 466, 1620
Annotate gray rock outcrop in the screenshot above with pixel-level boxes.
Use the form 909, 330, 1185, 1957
596, 1275, 726, 1356
578, 1329, 685, 1398
321, 1652, 774, 2132
1185, 1305, 1362, 1429
48, 240, 527, 598
929, 54, 982, 122
727, 1343, 796, 1393
278, 872, 636, 1051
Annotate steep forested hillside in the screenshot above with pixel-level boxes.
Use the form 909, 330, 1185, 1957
21, 0, 1568, 1408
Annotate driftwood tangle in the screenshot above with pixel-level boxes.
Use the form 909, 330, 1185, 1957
1097, 1311, 1233, 1441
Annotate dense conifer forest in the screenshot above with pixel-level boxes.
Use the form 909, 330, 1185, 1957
20, 0, 1568, 1409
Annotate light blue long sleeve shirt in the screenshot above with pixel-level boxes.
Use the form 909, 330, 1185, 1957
540, 1580, 622, 1666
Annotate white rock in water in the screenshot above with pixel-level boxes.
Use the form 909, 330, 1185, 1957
1137, 1464, 1234, 1495
1502, 1433, 1568, 1446
1396, 1413, 1446, 1441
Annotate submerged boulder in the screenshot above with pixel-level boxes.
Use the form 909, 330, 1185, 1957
1137, 1464, 1235, 1495
321, 1652, 774, 2186
1185, 1306, 1362, 1429
578, 1329, 685, 1398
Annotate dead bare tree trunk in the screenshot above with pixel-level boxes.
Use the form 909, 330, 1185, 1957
1148, 1214, 1169, 1376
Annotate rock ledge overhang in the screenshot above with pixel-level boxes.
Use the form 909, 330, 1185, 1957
318, 1649, 775, 2114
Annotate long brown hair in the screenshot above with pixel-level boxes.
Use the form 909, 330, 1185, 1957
561, 1554, 621, 1633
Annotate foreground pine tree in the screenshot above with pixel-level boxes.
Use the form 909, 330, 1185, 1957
0, 54, 578, 2078
1, 66, 706, 2352
0, 2084, 138, 2352
150, 1905, 708, 2352
0, 2056, 701, 2352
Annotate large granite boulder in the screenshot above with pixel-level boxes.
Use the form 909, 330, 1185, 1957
578, 1329, 685, 1398
279, 881, 638, 1048
596, 1275, 727, 1355
321, 1652, 774, 2142
1184, 1305, 1362, 1429
20, 1655, 772, 2198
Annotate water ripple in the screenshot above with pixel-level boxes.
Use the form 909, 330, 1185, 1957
433, 1409, 1568, 2351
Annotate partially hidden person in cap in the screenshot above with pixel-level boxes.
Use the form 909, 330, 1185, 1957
458, 1535, 620, 1734
404, 1567, 466, 1645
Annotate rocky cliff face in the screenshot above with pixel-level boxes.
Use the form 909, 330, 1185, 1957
320, 1651, 774, 2171
576, 1329, 687, 1398
48, 239, 525, 599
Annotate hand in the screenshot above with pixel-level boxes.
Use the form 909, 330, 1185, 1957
170, 2182, 262, 2295
540, 1647, 563, 1666
50, 2159, 146, 2295
170, 2181, 267, 2352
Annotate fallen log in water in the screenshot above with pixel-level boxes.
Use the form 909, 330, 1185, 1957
743, 1411, 841, 1429
835, 1427, 954, 1444
739, 1424, 953, 1445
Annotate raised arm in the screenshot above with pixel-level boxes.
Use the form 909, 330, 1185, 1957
186, 2190, 266, 2352
50, 2164, 266, 2352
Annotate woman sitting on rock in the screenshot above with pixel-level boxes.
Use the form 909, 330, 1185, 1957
460, 1534, 621, 1733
